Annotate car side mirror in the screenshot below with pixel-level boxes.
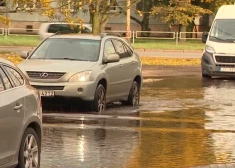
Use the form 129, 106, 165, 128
106, 54, 120, 63
202, 32, 208, 43
20, 51, 30, 59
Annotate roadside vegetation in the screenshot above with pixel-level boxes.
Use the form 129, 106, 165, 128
0, 35, 205, 50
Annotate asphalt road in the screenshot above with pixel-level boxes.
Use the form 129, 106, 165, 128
0, 46, 202, 58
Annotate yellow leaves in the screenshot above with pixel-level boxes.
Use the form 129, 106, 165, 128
140, 56, 201, 66
43, 9, 56, 18
0, 54, 201, 66
40, 0, 51, 8
137, 10, 143, 16
0, 16, 11, 26
0, 53, 23, 65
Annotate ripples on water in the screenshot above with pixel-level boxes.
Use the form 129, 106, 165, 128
41, 77, 235, 168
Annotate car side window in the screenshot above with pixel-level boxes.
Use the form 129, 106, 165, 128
112, 39, 127, 59
0, 67, 12, 90
48, 24, 73, 33
0, 73, 4, 92
124, 44, 133, 57
81, 26, 92, 34
3, 66, 24, 87
104, 40, 116, 59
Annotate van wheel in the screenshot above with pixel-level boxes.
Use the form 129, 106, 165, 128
17, 128, 40, 168
93, 84, 106, 113
123, 81, 140, 106
202, 73, 212, 78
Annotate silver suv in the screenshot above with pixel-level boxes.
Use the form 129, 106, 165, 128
18, 33, 143, 113
0, 58, 42, 168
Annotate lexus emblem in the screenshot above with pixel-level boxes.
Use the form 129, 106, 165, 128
40, 72, 49, 78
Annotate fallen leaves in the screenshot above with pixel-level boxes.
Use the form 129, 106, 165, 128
0, 53, 201, 66
140, 56, 201, 66
0, 53, 23, 64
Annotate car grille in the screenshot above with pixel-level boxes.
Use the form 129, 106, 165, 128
215, 56, 235, 63
32, 85, 64, 90
26, 71, 65, 79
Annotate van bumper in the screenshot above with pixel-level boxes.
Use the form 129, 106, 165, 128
201, 52, 235, 77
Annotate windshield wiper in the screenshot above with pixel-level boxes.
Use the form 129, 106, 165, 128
210, 36, 235, 42
210, 36, 227, 41
49, 58, 85, 61
224, 39, 235, 42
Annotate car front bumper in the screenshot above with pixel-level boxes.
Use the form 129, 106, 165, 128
30, 81, 97, 101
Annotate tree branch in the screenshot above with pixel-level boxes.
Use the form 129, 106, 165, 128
117, 5, 142, 25
0, 7, 19, 13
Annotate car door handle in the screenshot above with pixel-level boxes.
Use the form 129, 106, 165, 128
119, 64, 123, 68
131, 61, 135, 65
14, 104, 23, 111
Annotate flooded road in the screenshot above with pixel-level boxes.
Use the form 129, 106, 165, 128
41, 76, 235, 168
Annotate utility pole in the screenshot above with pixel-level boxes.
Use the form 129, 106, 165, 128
126, 0, 130, 39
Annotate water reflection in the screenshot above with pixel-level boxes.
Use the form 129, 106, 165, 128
42, 76, 235, 167
202, 78, 235, 164
41, 119, 141, 168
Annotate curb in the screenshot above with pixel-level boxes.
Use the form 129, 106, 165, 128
135, 49, 203, 53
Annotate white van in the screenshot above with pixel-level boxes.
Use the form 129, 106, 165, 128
38, 22, 92, 40
201, 5, 235, 78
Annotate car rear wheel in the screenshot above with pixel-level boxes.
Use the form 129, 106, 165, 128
17, 127, 40, 168
93, 84, 106, 113
123, 81, 140, 106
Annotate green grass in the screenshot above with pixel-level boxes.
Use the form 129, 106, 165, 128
0, 35, 205, 50
0, 35, 40, 47
132, 39, 204, 50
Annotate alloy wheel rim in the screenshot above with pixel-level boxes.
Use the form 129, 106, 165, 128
98, 88, 106, 113
24, 134, 39, 168
132, 84, 139, 106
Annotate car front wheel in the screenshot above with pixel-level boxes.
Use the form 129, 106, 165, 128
17, 127, 40, 168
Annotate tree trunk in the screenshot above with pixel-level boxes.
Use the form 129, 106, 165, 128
179, 25, 187, 42
140, 14, 150, 37
92, 12, 101, 34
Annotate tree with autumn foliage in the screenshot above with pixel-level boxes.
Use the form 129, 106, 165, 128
151, 0, 234, 37
0, 0, 140, 34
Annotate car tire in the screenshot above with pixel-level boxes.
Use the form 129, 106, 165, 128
93, 84, 106, 113
202, 72, 212, 78
17, 127, 40, 168
123, 81, 140, 106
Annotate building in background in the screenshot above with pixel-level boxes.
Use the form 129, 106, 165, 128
0, 0, 210, 35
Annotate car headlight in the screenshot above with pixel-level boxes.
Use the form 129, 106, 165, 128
69, 71, 92, 82
205, 45, 215, 54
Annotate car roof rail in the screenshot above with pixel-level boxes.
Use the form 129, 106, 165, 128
100, 32, 123, 38
49, 30, 77, 38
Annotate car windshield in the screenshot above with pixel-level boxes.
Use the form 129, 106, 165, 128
210, 19, 235, 42
29, 38, 101, 61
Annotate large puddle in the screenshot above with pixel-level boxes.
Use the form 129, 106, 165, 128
41, 76, 235, 168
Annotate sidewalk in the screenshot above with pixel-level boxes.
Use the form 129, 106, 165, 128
142, 65, 201, 78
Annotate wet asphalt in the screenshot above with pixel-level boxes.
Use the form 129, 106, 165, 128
40, 76, 235, 168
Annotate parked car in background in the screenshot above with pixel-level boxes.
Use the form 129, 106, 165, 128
18, 33, 143, 113
201, 5, 235, 78
38, 22, 92, 40
0, 58, 42, 168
